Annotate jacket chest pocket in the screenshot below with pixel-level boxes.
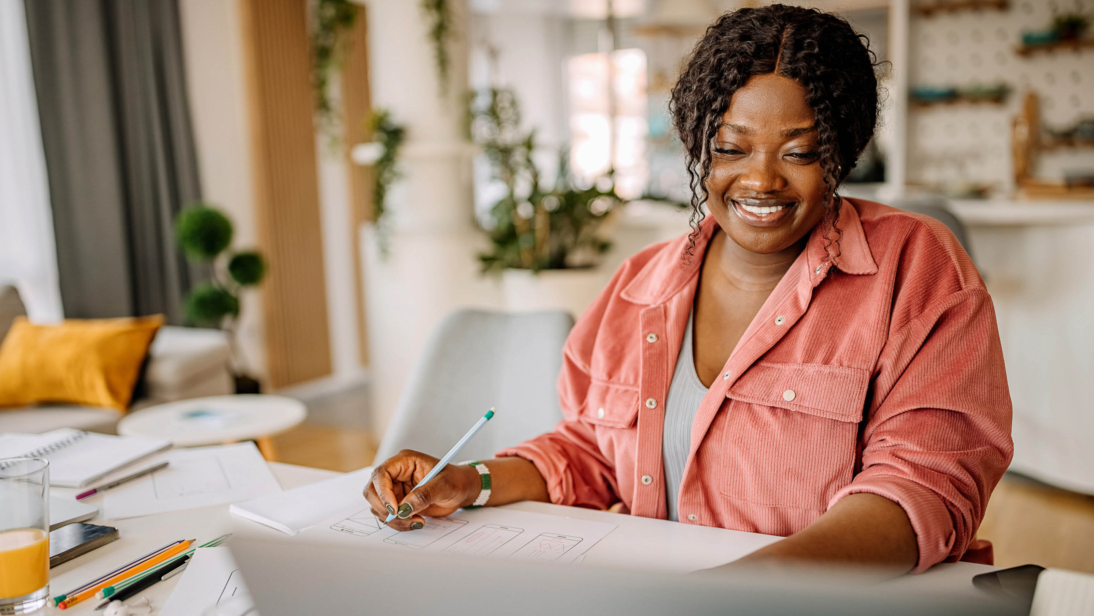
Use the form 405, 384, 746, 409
581, 382, 640, 462
718, 362, 870, 511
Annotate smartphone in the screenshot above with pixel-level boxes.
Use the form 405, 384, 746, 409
49, 523, 119, 568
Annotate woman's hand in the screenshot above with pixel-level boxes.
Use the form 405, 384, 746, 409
363, 449, 480, 531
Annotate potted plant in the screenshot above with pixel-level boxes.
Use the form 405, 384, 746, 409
1053, 13, 1089, 41
175, 203, 268, 394
468, 88, 623, 317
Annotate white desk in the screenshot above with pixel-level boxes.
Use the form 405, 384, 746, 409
49, 463, 998, 614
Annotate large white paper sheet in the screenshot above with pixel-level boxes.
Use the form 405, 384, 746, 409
230, 466, 374, 535
160, 547, 255, 616
299, 506, 617, 565
103, 443, 280, 519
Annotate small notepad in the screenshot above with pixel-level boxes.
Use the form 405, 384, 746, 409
0, 428, 170, 487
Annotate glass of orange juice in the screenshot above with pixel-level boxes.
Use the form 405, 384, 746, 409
0, 458, 49, 615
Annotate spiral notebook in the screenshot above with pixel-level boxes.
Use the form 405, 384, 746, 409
0, 428, 170, 488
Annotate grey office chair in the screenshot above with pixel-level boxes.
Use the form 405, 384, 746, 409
888, 194, 974, 262
374, 309, 574, 464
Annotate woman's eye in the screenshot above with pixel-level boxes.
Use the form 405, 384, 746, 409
787, 151, 820, 161
713, 147, 743, 155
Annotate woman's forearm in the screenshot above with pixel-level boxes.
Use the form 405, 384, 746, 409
727, 493, 918, 575
457, 457, 551, 508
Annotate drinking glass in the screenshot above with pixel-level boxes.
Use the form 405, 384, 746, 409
0, 458, 49, 615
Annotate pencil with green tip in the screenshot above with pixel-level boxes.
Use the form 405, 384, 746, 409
383, 408, 495, 524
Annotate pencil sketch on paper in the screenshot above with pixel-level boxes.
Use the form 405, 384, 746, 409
509, 533, 582, 562
216, 568, 251, 608
443, 524, 524, 556
330, 510, 384, 537
153, 456, 230, 499
384, 517, 468, 548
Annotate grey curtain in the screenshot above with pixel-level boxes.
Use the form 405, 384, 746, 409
23, 0, 203, 323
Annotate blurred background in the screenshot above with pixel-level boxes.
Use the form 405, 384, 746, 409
1, 0, 1092, 574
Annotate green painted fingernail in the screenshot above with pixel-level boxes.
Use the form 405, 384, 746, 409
386, 504, 395, 515
397, 503, 412, 518
411, 522, 424, 530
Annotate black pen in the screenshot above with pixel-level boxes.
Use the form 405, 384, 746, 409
93, 555, 191, 610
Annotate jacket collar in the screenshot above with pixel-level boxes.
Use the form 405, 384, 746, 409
620, 197, 878, 306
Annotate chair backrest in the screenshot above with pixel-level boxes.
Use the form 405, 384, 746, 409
374, 309, 574, 464
0, 285, 28, 343
887, 194, 974, 262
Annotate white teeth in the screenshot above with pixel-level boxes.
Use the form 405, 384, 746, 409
738, 202, 789, 216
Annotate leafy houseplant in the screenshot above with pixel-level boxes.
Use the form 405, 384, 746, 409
468, 88, 622, 273
176, 204, 268, 394
352, 108, 407, 256
421, 0, 454, 94
311, 0, 359, 140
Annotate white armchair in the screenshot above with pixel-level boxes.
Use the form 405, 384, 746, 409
0, 285, 234, 434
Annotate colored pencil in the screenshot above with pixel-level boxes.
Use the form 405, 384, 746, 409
58, 539, 193, 609
52, 539, 185, 606
76, 462, 169, 500
93, 555, 191, 610
97, 533, 232, 599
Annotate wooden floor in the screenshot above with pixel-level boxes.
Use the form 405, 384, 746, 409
272, 423, 1094, 573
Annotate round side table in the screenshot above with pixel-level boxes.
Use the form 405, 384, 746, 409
117, 395, 307, 461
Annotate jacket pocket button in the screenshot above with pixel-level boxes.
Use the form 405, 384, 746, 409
597, 408, 605, 419
783, 389, 796, 402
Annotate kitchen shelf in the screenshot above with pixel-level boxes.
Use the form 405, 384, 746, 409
1016, 38, 1094, 57
913, 0, 1007, 17
948, 199, 1094, 226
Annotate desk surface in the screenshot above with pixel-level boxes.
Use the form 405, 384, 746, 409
49, 463, 997, 614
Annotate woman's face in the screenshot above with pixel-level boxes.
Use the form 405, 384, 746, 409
705, 73, 830, 255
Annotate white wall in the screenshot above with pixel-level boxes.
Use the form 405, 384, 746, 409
177, 0, 267, 379
179, 0, 364, 382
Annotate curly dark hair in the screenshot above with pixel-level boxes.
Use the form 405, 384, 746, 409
670, 4, 882, 256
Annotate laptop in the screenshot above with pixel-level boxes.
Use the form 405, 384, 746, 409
230, 537, 1023, 616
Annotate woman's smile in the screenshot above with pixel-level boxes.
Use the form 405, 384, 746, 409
729, 197, 798, 227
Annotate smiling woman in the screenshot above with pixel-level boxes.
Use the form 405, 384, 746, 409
363, 4, 1013, 578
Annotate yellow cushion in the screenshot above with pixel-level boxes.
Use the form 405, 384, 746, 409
0, 316, 164, 412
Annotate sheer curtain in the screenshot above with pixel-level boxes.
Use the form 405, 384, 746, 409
0, 0, 63, 322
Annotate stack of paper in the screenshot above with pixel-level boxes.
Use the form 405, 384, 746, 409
230, 466, 374, 534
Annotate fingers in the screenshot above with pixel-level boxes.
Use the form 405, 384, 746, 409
369, 462, 403, 517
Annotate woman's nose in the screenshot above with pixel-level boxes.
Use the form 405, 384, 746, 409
737, 153, 786, 193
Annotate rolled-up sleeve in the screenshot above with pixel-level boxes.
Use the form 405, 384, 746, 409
828, 288, 1014, 573
496, 351, 620, 510
496, 265, 635, 510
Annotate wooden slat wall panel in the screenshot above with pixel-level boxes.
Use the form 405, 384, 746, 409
341, 8, 372, 367
240, 0, 333, 387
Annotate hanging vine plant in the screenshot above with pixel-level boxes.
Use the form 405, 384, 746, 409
354, 109, 407, 256
311, 0, 359, 139
420, 0, 454, 95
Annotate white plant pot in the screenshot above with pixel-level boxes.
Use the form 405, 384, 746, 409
501, 268, 609, 320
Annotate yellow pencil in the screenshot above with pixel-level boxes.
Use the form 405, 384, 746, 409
58, 539, 193, 610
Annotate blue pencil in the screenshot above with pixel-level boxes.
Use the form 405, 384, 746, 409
384, 408, 495, 524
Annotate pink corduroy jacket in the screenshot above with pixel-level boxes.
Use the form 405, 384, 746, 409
498, 198, 1013, 573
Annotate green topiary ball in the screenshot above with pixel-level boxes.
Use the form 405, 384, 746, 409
185, 283, 240, 325
227, 251, 267, 286
176, 205, 233, 261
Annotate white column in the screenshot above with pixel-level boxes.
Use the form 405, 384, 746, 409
359, 0, 501, 438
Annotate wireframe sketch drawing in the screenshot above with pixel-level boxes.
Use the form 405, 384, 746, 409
510, 533, 582, 562
443, 524, 524, 556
